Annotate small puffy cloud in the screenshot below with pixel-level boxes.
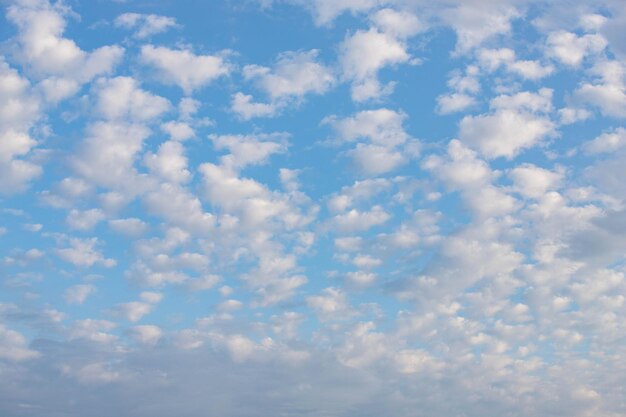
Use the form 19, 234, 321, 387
143, 183, 215, 234
69, 319, 117, 343
144, 141, 192, 184
306, 287, 352, 321
436, 93, 478, 114
64, 284, 97, 304
509, 164, 562, 199
339, 28, 411, 101
114, 13, 178, 39
423, 139, 517, 218
460, 94, 556, 159
93, 76, 171, 122
130, 325, 163, 345
0, 60, 42, 193
231, 92, 278, 120
7, 0, 123, 101
574, 60, 626, 118
0, 324, 40, 361
161, 121, 195, 142
234, 50, 334, 119
370, 8, 423, 39
558, 107, 592, 125
72, 121, 151, 191
66, 209, 106, 231
114, 301, 154, 322
348, 144, 406, 175
441, 1, 520, 54
243, 50, 334, 100
210, 133, 288, 169
583, 127, 626, 154
108, 218, 149, 237
325, 109, 416, 174
74, 362, 122, 384
308, 0, 381, 26
140, 45, 231, 94
332, 205, 390, 232
326, 109, 409, 147
546, 30, 607, 67
476, 48, 554, 80
345, 271, 377, 287
56, 237, 116, 268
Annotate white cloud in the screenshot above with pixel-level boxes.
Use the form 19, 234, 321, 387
143, 183, 215, 234
325, 109, 416, 174
476, 48, 554, 80
459, 107, 555, 159
326, 108, 409, 147
583, 127, 626, 154
144, 141, 191, 184
546, 30, 607, 67
0, 324, 40, 361
332, 205, 390, 232
574, 60, 626, 118
370, 8, 423, 38
0, 59, 41, 193
69, 319, 117, 343
161, 121, 195, 141
93, 76, 171, 122
140, 45, 231, 94
114, 13, 178, 39
348, 143, 406, 174
436, 93, 477, 114
114, 296, 159, 322
130, 325, 163, 345
66, 209, 106, 231
108, 218, 149, 237
244, 50, 334, 100
306, 287, 352, 321
308, 0, 381, 26
56, 237, 116, 268
231, 92, 278, 120
234, 49, 334, 119
64, 284, 97, 304
339, 28, 411, 101
7, 0, 123, 100
509, 164, 562, 199
72, 121, 151, 192
441, 0, 520, 54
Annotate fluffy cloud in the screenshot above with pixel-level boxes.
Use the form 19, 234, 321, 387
546, 30, 607, 67
64, 284, 97, 304
0, 60, 41, 193
0, 324, 40, 361
7, 0, 123, 101
56, 237, 116, 268
583, 127, 626, 154
114, 13, 178, 39
339, 28, 412, 101
459, 90, 556, 159
140, 45, 231, 94
324, 108, 417, 174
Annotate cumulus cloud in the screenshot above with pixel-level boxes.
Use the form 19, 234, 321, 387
459, 90, 556, 159
114, 13, 178, 39
64, 284, 97, 304
140, 45, 231, 94
0, 324, 40, 361
324, 108, 418, 174
7, 0, 123, 101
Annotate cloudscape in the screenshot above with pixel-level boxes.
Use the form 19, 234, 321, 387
1, 0, 626, 416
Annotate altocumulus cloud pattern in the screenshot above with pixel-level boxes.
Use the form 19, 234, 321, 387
1, 0, 626, 416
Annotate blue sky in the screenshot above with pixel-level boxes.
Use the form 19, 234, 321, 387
1, 0, 626, 416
